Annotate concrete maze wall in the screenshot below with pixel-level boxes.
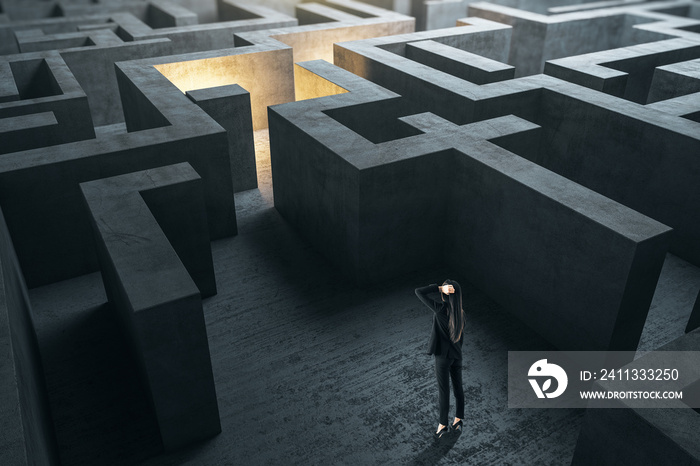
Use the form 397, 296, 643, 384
0, 0, 699, 464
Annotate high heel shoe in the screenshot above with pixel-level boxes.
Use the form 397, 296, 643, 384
452, 420, 463, 432
433, 425, 449, 439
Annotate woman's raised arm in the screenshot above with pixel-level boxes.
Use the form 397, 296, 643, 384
415, 284, 441, 313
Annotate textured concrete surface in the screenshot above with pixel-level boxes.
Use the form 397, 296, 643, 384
333, 25, 700, 267
146, 1, 412, 130
0, 2, 297, 126
81, 163, 220, 451
25, 130, 699, 465
0, 207, 59, 465
573, 329, 700, 465
187, 84, 258, 193
405, 39, 515, 84
545, 38, 700, 103
114, 2, 297, 55
0, 285, 31, 466
362, 0, 468, 31
648, 58, 700, 103
270, 59, 672, 352
638, 253, 700, 353
0, 52, 236, 287
150, 45, 295, 130
2, 0, 700, 463
423, 0, 469, 31
1, 53, 96, 147
686, 289, 700, 334
0, 13, 117, 55
80, 163, 217, 300
466, 0, 692, 76
0, 0, 415, 289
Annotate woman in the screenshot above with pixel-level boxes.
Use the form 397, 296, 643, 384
415, 280, 465, 439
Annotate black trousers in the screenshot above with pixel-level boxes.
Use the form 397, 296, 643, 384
434, 355, 465, 426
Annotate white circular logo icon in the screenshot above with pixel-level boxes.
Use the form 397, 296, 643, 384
528, 359, 568, 399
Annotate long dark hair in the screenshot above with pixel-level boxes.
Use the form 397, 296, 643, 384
442, 279, 464, 343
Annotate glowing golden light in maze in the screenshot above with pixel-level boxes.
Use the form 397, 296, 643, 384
293, 63, 348, 101
153, 50, 294, 130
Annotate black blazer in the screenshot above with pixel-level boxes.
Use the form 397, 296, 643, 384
415, 284, 463, 359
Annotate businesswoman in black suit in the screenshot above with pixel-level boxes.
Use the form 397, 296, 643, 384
415, 280, 465, 439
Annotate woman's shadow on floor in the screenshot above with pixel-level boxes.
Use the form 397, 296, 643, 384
410, 430, 461, 466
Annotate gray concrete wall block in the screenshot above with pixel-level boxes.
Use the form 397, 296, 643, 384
0, 55, 236, 288
468, 0, 700, 77
80, 162, 220, 451
269, 59, 672, 351
333, 27, 700, 268
187, 84, 258, 193
0, 207, 59, 466
3, 0, 700, 462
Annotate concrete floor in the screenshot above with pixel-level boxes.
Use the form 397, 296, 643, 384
28, 131, 700, 465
